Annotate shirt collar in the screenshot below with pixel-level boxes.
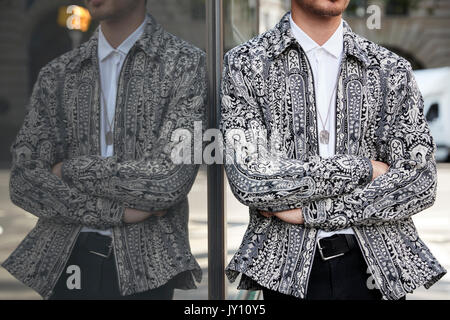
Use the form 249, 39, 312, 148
68, 14, 164, 72
269, 12, 370, 67
98, 15, 148, 62
289, 13, 343, 59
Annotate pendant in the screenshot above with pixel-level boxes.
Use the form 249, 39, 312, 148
105, 131, 114, 146
319, 130, 330, 145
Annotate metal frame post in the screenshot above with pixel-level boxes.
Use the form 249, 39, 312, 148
206, 0, 226, 300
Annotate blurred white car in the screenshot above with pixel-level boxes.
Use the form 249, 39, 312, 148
414, 67, 450, 162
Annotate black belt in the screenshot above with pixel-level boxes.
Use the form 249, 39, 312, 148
77, 232, 113, 259
316, 234, 357, 261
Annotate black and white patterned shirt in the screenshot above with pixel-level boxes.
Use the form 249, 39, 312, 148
221, 12, 446, 300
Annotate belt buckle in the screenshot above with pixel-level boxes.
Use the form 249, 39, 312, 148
88, 238, 113, 259
317, 238, 345, 261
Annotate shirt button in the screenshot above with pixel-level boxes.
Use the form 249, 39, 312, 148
317, 48, 324, 58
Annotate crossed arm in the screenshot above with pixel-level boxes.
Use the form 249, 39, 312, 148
290, 66, 436, 230
51, 163, 164, 223
221, 53, 437, 229
259, 161, 388, 224
220, 54, 376, 213
11, 54, 207, 227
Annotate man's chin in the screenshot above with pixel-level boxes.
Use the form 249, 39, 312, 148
319, 10, 344, 17
296, 0, 348, 18
86, 8, 113, 22
313, 3, 347, 17
86, 0, 105, 7
85, 1, 108, 20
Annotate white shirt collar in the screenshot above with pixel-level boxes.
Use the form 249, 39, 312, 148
98, 16, 147, 61
289, 14, 343, 59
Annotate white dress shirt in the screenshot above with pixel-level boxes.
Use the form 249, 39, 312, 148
289, 14, 354, 239
81, 17, 147, 236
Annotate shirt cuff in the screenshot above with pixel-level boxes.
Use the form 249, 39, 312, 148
98, 198, 125, 226
61, 159, 77, 186
355, 157, 373, 185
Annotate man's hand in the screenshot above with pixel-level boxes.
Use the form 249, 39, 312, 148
371, 160, 389, 181
259, 211, 275, 218
259, 208, 304, 225
123, 208, 167, 224
52, 162, 63, 178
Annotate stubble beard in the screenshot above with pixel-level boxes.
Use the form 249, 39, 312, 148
85, 0, 140, 23
295, 0, 349, 17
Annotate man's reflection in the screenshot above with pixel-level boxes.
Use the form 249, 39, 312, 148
3, 0, 206, 300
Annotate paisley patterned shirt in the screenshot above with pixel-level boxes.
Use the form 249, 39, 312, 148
221, 12, 446, 300
2, 14, 207, 299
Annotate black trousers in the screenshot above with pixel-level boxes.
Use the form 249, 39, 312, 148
49, 232, 175, 300
263, 235, 405, 300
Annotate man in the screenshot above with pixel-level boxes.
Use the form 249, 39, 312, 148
221, 0, 446, 300
3, 0, 206, 299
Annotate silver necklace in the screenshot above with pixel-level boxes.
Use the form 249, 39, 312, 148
100, 88, 114, 146
317, 81, 338, 145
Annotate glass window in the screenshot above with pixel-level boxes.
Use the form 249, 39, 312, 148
0, 0, 449, 302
